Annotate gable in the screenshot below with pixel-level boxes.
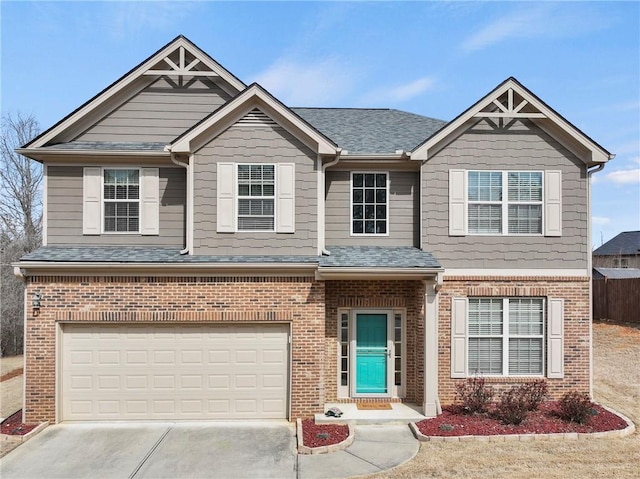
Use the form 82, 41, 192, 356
412, 77, 613, 166
169, 83, 337, 155
74, 77, 233, 144
23, 35, 245, 150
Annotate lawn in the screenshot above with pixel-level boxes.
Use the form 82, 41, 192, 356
365, 321, 640, 479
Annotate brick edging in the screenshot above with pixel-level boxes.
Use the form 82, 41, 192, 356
296, 418, 355, 454
1, 421, 49, 446
409, 406, 635, 442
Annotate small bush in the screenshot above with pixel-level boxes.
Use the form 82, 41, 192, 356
455, 376, 494, 414
494, 388, 529, 425
520, 379, 548, 411
558, 391, 593, 424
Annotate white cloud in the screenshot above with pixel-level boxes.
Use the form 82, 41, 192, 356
255, 57, 358, 106
604, 169, 640, 185
592, 216, 611, 226
461, 5, 608, 53
358, 76, 436, 106
104, 2, 197, 40
388, 77, 436, 102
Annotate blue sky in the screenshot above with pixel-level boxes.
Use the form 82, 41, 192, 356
2, 1, 639, 246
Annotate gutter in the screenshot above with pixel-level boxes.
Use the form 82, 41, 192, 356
14, 261, 318, 277
320, 148, 342, 256
168, 151, 191, 255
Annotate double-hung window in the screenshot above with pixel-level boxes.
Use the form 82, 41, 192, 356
467, 171, 542, 235
103, 169, 140, 233
237, 164, 275, 231
468, 298, 544, 376
351, 172, 388, 235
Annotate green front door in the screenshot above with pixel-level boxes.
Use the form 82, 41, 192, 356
356, 314, 388, 394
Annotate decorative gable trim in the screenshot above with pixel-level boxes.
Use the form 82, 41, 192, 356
168, 83, 337, 155
411, 77, 613, 166
23, 35, 246, 149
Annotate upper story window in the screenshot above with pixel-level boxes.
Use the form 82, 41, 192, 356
351, 172, 388, 235
237, 164, 275, 231
467, 171, 542, 235
103, 169, 140, 233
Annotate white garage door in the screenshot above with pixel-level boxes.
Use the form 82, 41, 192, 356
61, 323, 289, 421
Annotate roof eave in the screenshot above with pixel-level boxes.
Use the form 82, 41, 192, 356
15, 261, 318, 277
16, 148, 170, 162
316, 266, 443, 280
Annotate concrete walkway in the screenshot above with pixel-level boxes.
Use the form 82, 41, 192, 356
298, 424, 418, 479
0, 422, 418, 479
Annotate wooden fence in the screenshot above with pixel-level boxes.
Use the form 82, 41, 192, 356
593, 278, 640, 323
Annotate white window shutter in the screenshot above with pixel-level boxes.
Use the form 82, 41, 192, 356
547, 298, 564, 378
83, 167, 101, 235
217, 162, 235, 232
140, 168, 159, 235
545, 170, 562, 236
276, 163, 295, 233
449, 169, 467, 236
451, 297, 468, 378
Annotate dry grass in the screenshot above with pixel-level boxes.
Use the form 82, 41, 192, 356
367, 321, 640, 479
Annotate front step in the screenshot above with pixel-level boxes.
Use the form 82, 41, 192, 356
315, 402, 427, 425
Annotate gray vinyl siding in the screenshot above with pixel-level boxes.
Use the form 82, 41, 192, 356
422, 118, 588, 269
76, 78, 232, 143
193, 123, 317, 255
325, 170, 419, 247
47, 166, 185, 246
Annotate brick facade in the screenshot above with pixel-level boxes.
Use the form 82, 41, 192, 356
437, 276, 591, 405
324, 280, 426, 405
23, 274, 590, 424
24, 275, 326, 423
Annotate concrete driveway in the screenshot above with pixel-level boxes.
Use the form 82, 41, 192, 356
0, 422, 297, 479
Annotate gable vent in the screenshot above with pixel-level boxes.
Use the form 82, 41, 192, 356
237, 108, 278, 126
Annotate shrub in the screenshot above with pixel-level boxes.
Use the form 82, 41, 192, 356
558, 391, 593, 424
520, 379, 548, 411
494, 388, 530, 425
455, 376, 494, 414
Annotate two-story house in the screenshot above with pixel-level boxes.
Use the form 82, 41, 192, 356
15, 36, 613, 424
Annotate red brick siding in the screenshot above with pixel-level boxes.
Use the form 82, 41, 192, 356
324, 280, 426, 404
438, 277, 591, 405
24, 276, 325, 423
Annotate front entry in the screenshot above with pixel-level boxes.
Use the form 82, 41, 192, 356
355, 313, 389, 394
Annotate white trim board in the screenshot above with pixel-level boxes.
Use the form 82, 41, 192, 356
443, 269, 589, 277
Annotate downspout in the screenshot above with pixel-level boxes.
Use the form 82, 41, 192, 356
320, 148, 342, 256
586, 161, 607, 399
170, 152, 190, 255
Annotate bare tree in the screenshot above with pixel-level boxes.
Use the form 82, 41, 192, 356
1, 113, 41, 356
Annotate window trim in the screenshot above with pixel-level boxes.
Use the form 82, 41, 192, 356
235, 163, 276, 233
349, 171, 390, 237
101, 167, 141, 235
467, 170, 544, 237
467, 297, 546, 377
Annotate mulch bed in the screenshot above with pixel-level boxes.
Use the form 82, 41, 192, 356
301, 418, 349, 448
1, 410, 38, 436
416, 402, 628, 437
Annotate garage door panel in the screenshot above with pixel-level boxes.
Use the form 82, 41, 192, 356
61, 323, 289, 421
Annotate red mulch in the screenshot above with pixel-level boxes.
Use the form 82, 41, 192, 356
416, 402, 628, 437
1, 410, 38, 436
301, 418, 349, 448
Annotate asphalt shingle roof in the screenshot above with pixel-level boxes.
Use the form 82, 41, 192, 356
292, 108, 446, 155
20, 246, 442, 270
19, 246, 317, 264
320, 246, 441, 269
593, 231, 640, 256
593, 267, 640, 279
